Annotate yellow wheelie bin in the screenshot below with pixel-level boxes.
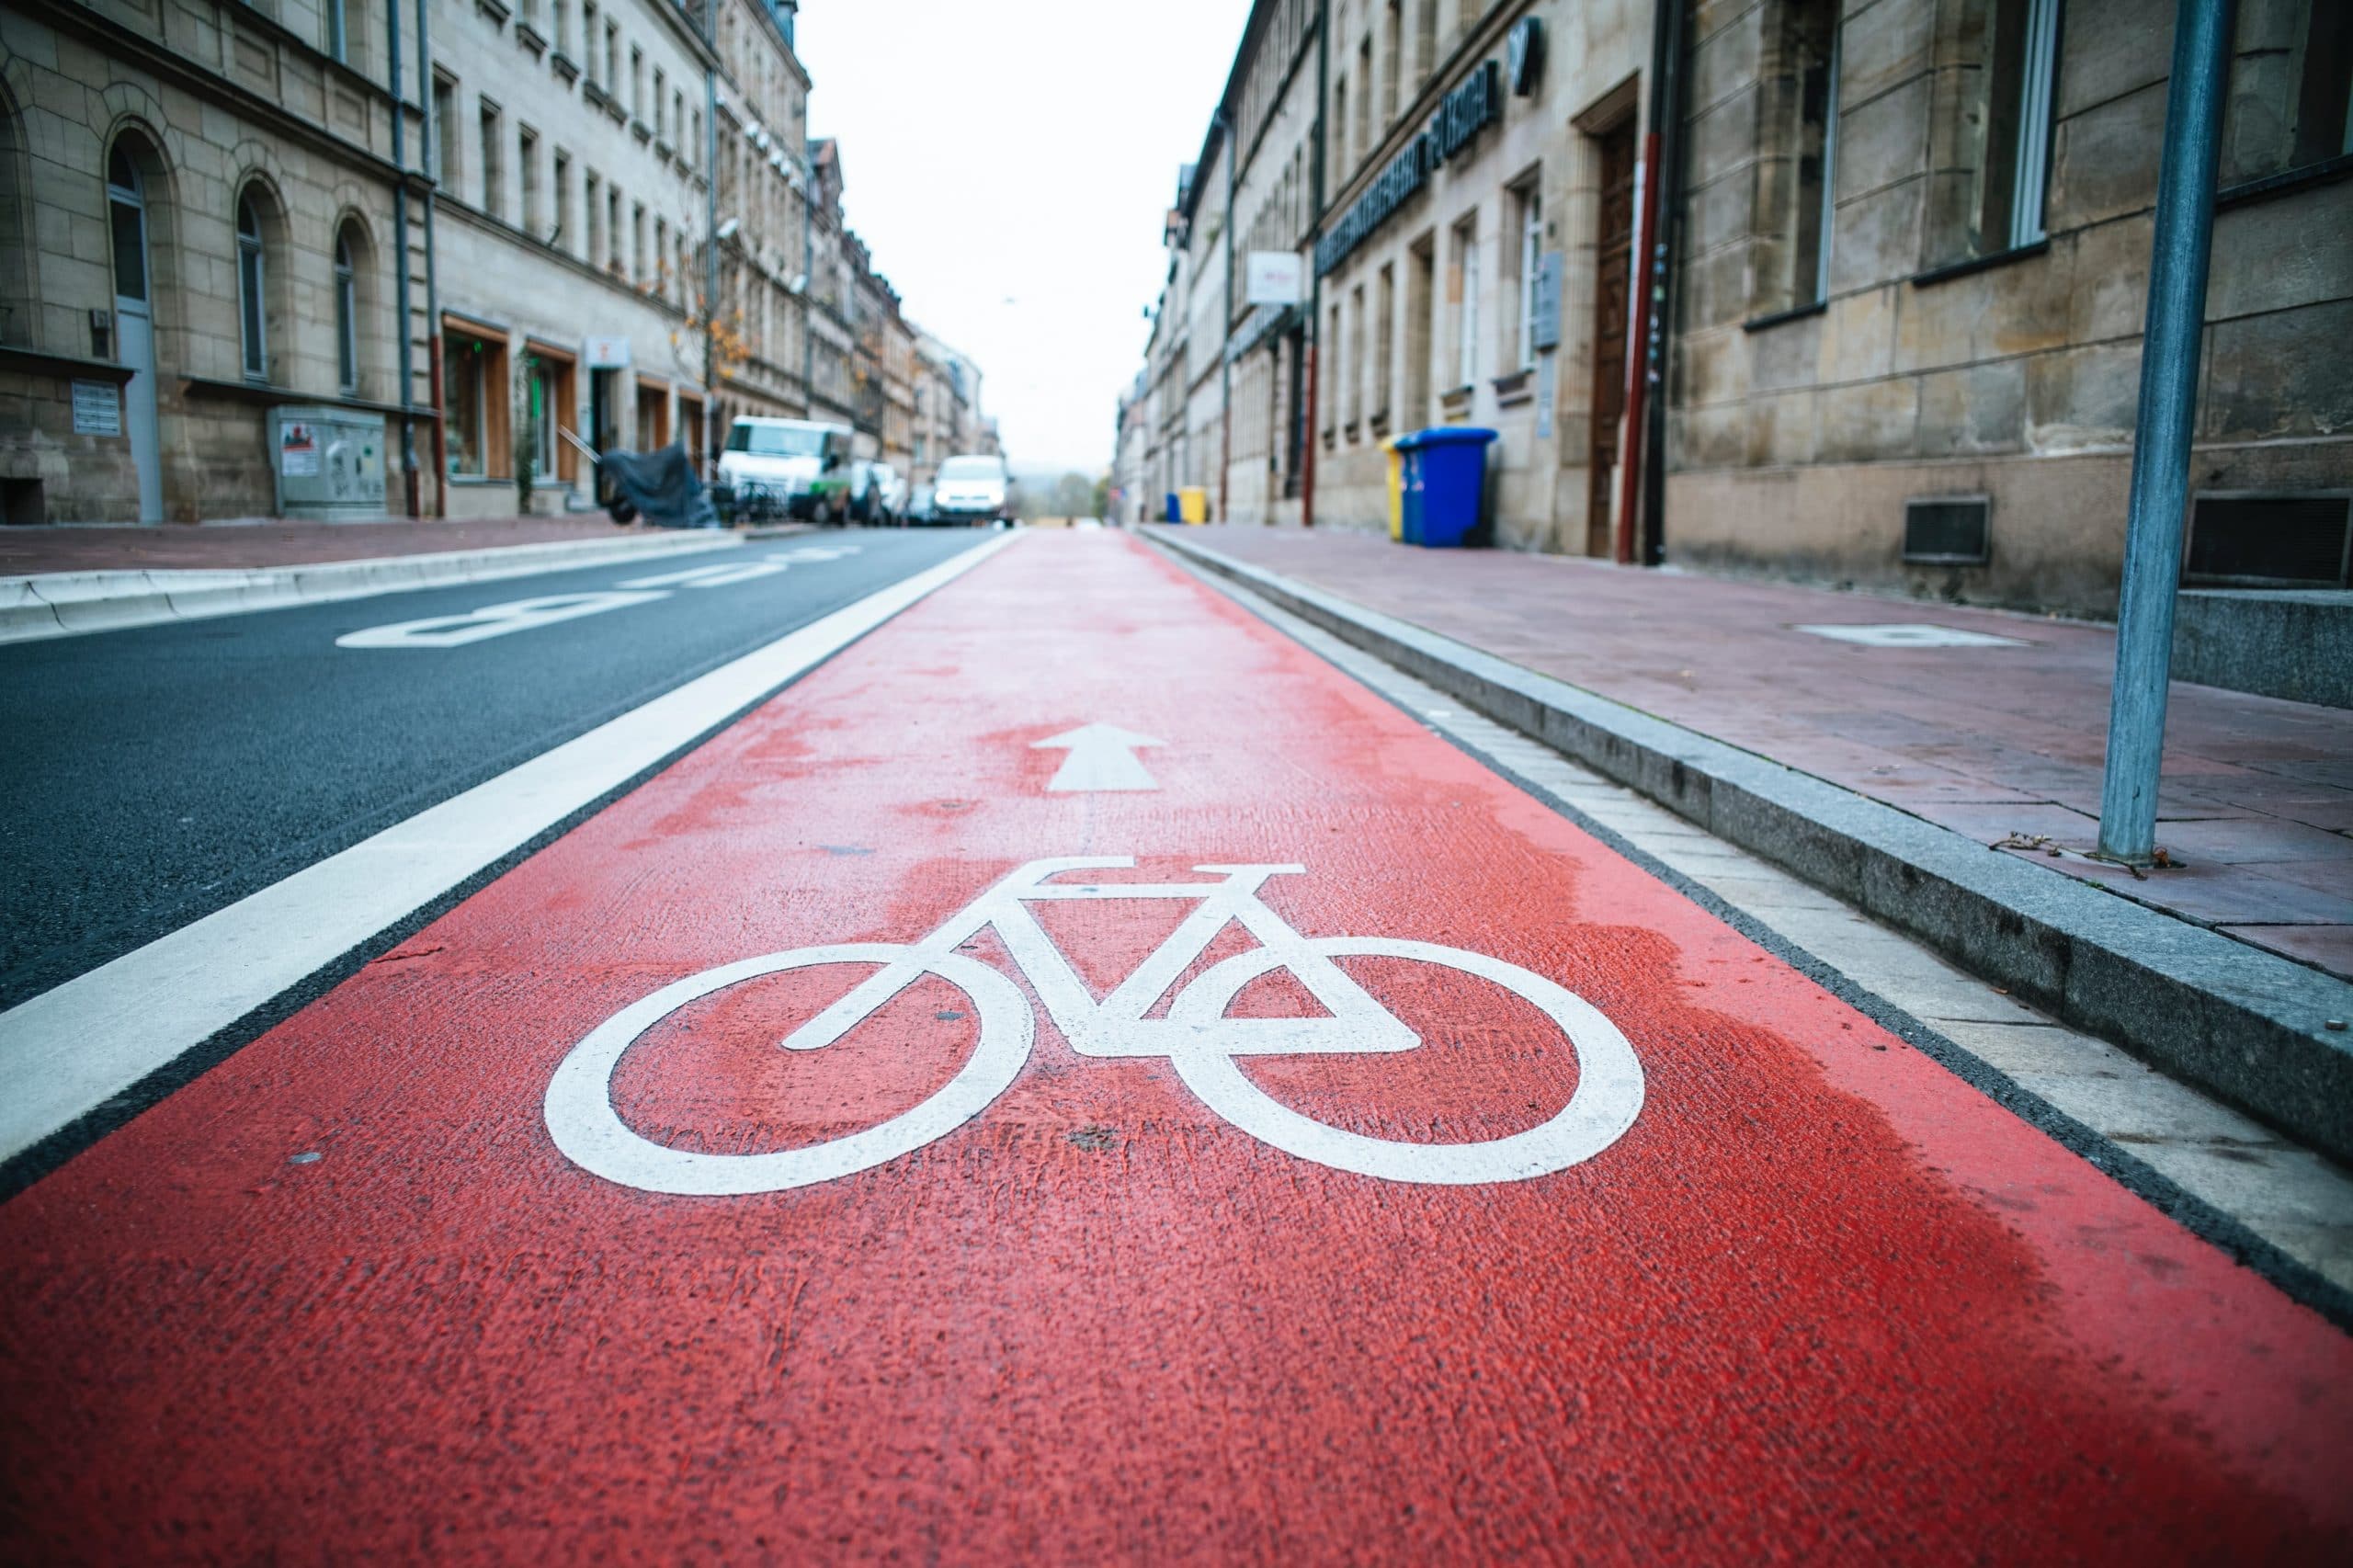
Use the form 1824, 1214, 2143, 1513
1178, 485, 1211, 525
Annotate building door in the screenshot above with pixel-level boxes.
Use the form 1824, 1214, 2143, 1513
589, 368, 619, 496
107, 147, 162, 523
1586, 120, 1637, 559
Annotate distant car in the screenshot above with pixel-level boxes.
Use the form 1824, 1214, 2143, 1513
907, 482, 936, 524
930, 455, 1014, 525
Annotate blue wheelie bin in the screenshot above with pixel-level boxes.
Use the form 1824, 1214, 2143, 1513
1394, 426, 1498, 547
1164, 492, 1183, 523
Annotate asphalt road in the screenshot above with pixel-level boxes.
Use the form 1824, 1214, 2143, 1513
0, 528, 987, 1011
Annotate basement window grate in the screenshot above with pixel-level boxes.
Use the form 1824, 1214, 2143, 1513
1903, 496, 1990, 565
2184, 494, 2352, 588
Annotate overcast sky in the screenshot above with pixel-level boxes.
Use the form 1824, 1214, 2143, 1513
797, 0, 1253, 474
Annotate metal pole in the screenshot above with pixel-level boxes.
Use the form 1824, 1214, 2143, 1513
2096, 0, 2235, 865
1218, 108, 1236, 525
702, 2, 719, 479
1301, 0, 1328, 529
385, 0, 415, 517
418, 0, 446, 516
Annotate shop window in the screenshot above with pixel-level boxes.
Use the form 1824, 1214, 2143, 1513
444, 325, 510, 479
636, 379, 669, 449
236, 192, 267, 381
2223, 2, 2353, 187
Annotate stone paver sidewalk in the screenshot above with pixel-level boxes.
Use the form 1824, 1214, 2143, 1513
1174, 524, 2353, 980
0, 516, 651, 576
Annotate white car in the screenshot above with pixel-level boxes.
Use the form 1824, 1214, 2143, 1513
853, 460, 906, 525
717, 417, 856, 523
930, 455, 1014, 525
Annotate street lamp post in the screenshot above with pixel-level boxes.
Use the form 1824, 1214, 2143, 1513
2095, 0, 2237, 865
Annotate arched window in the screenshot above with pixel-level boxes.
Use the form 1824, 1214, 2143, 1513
334, 229, 358, 393
236, 194, 266, 380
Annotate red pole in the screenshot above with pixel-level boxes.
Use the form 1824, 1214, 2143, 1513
1612, 131, 1662, 567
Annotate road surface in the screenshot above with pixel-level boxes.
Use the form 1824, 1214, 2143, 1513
0, 529, 2345, 1561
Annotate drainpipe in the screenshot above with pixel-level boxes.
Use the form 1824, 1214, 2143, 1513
385, 0, 415, 517
1302, 0, 1329, 529
1218, 107, 1236, 525
2097, 0, 2236, 865
802, 155, 816, 415
418, 0, 446, 516
1631, 0, 1688, 566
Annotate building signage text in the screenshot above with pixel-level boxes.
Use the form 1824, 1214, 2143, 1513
70, 380, 121, 437
1315, 60, 1503, 277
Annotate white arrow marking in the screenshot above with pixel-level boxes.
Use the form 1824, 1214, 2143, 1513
1031, 723, 1164, 792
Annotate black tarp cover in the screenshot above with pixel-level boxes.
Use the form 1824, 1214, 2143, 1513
601, 444, 721, 528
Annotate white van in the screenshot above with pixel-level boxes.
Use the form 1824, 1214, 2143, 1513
717, 417, 856, 523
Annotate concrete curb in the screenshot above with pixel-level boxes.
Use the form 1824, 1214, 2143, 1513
1150, 528, 2353, 1165
0, 530, 752, 644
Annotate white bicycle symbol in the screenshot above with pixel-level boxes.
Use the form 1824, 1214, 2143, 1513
545, 858, 1645, 1193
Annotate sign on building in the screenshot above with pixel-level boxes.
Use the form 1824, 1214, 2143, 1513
70, 381, 121, 437
1245, 251, 1304, 306
584, 335, 632, 369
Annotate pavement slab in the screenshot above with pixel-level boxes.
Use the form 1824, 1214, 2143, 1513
1169, 526, 2353, 978
0, 531, 2345, 1561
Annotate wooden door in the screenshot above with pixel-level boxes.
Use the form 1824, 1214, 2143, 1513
1586, 121, 1638, 558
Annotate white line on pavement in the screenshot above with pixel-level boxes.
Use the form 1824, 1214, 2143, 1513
0, 531, 1022, 1165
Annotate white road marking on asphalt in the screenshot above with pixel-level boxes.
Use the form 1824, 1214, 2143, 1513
335, 591, 668, 648
773, 545, 861, 562
617, 561, 789, 590
0, 532, 1024, 1165
1031, 722, 1164, 791
1794, 622, 2027, 648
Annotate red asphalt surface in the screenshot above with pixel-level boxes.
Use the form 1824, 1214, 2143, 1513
2, 531, 2347, 1561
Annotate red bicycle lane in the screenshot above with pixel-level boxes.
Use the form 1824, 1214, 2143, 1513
1, 529, 2346, 1561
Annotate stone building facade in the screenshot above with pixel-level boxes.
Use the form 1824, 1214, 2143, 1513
2, 0, 423, 523
2, 0, 983, 526
1666, 0, 2352, 612
1125, 0, 2351, 618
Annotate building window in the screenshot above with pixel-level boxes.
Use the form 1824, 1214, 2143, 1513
552, 149, 572, 250
1383, 1, 1401, 123
1324, 301, 1341, 437
553, 0, 569, 56
607, 184, 623, 275
631, 47, 643, 119
1980, 0, 2060, 251
479, 100, 503, 220
632, 201, 646, 284
527, 357, 555, 478
1347, 282, 1366, 432
2223, 2, 2353, 185
605, 22, 620, 97
334, 228, 358, 393
434, 76, 458, 189
585, 169, 602, 262
1374, 262, 1394, 425
690, 109, 702, 168
580, 1, 596, 80
1512, 181, 1542, 371
325, 0, 347, 62
1356, 36, 1373, 158
653, 68, 665, 136
1416, 0, 1438, 84
1334, 74, 1348, 174
1450, 214, 1479, 391
518, 126, 540, 235
236, 193, 267, 381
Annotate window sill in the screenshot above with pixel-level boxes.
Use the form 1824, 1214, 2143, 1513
1911, 239, 2050, 290
1491, 369, 1532, 404
631, 119, 654, 144
514, 20, 546, 55
550, 51, 580, 84
1438, 384, 1475, 415
1743, 299, 1826, 334
474, 0, 509, 25
2219, 152, 2353, 210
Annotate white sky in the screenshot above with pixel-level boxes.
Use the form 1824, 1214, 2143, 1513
797, 0, 1254, 474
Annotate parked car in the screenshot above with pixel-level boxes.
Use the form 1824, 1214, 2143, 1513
906, 482, 936, 525
716, 417, 856, 524
852, 460, 905, 525
930, 455, 1015, 525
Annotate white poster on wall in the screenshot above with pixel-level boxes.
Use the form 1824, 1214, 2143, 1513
71, 381, 122, 437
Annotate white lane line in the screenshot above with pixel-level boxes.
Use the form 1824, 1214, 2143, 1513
336, 590, 669, 648
617, 561, 788, 590
0, 532, 1023, 1165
